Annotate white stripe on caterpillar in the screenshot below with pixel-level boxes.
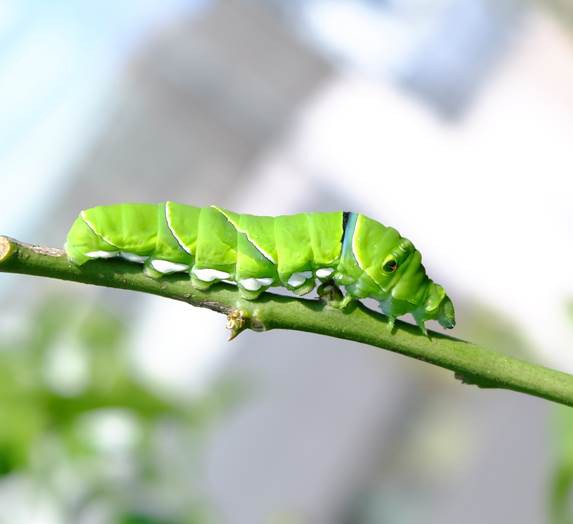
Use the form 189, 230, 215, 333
81, 212, 120, 249
151, 260, 189, 273
121, 252, 148, 263
192, 268, 231, 282
165, 202, 193, 255
287, 271, 313, 287
212, 206, 277, 264
86, 250, 119, 259
239, 277, 274, 291
315, 268, 334, 279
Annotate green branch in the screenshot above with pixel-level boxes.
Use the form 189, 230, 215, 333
2, 235, 573, 407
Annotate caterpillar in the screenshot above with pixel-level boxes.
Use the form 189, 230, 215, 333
64, 203, 455, 333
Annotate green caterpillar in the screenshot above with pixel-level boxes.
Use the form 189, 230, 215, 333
65, 202, 455, 333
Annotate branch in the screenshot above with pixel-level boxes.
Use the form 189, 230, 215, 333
2, 235, 573, 407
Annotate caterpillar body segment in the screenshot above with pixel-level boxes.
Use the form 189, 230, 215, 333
65, 202, 455, 332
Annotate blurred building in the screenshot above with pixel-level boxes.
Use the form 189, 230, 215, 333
44, 0, 331, 245
2, 0, 567, 522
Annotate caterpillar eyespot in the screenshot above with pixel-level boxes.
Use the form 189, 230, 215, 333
65, 203, 455, 333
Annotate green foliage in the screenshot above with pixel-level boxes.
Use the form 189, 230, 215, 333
547, 300, 573, 523
455, 301, 535, 361
550, 405, 573, 524
0, 294, 241, 522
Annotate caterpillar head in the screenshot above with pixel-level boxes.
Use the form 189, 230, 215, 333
375, 243, 455, 331
350, 218, 455, 331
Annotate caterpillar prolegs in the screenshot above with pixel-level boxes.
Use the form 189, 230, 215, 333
65, 203, 455, 333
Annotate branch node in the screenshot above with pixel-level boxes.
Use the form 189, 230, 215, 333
226, 309, 248, 341
226, 308, 267, 340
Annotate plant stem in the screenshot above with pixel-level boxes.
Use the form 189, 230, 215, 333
2, 235, 573, 407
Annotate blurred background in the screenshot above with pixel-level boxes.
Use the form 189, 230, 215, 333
1, 0, 573, 522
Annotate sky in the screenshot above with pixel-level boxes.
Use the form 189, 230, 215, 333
0, 0, 207, 238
